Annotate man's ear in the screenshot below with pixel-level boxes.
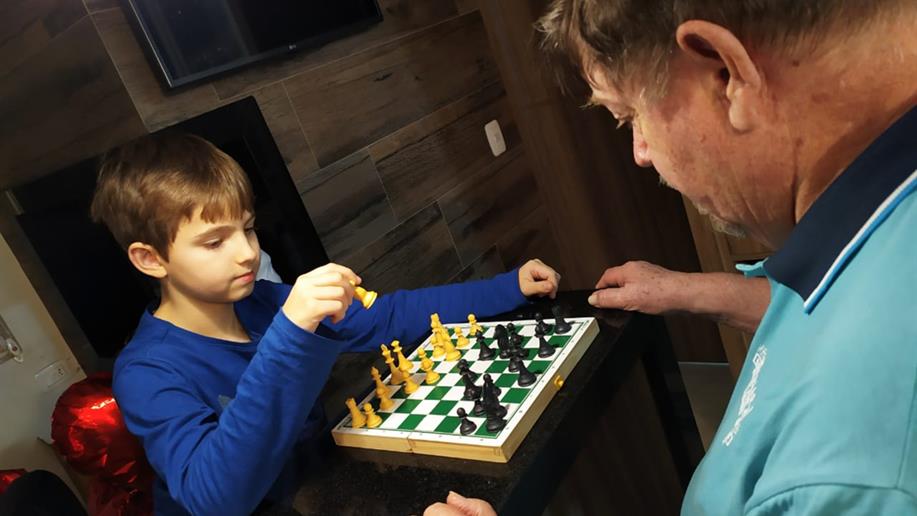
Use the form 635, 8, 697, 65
127, 242, 168, 279
675, 20, 763, 132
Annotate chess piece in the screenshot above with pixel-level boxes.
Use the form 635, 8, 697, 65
497, 334, 511, 359
537, 335, 555, 358
346, 397, 366, 428
454, 327, 470, 349
442, 333, 461, 361
484, 400, 507, 433
510, 332, 523, 349
381, 344, 404, 385
516, 360, 537, 387
508, 355, 521, 373
482, 373, 502, 397
457, 407, 477, 436
472, 398, 486, 417
363, 403, 382, 428
462, 373, 482, 400
430, 313, 441, 329
418, 348, 441, 385
457, 359, 477, 381
467, 314, 482, 336
403, 373, 420, 395
351, 281, 377, 309
506, 323, 517, 337
477, 334, 496, 360
370, 367, 395, 410
392, 340, 413, 374
552, 306, 572, 334
534, 312, 552, 335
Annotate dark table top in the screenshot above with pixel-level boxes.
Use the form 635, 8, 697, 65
277, 290, 697, 516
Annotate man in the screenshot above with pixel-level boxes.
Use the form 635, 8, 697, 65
430, 0, 917, 513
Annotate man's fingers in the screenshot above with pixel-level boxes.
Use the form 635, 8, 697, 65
587, 287, 627, 308
595, 266, 626, 289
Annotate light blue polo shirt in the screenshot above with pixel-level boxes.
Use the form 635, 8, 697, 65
683, 107, 917, 515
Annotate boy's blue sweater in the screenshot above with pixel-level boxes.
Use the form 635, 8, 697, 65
113, 270, 527, 515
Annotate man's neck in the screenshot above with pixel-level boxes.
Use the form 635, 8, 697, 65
786, 10, 917, 223
155, 286, 249, 343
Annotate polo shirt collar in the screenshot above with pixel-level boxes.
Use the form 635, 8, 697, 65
764, 106, 917, 313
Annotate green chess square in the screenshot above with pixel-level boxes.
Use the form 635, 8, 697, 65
549, 335, 572, 348
398, 414, 425, 431
528, 360, 551, 374
501, 387, 528, 404
494, 374, 517, 388
395, 399, 421, 414
426, 386, 451, 400
474, 422, 499, 438
391, 386, 408, 399
486, 361, 509, 374
435, 416, 461, 433
430, 400, 458, 415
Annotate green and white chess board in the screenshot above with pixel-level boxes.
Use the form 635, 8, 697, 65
332, 316, 599, 462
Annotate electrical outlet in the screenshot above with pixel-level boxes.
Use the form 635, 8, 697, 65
34, 357, 76, 390
484, 120, 506, 157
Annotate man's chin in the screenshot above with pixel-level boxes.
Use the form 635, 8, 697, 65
709, 215, 748, 239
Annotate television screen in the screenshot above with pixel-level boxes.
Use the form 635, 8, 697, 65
124, 0, 383, 88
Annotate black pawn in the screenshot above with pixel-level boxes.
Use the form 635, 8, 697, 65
510, 332, 523, 349
472, 398, 486, 417
534, 312, 551, 335
462, 372, 481, 400
486, 414, 507, 433
477, 334, 496, 360
482, 373, 502, 397
537, 335, 555, 358
457, 408, 477, 436
552, 306, 571, 334
508, 355, 521, 373
506, 323, 516, 336
516, 360, 537, 387
458, 359, 477, 380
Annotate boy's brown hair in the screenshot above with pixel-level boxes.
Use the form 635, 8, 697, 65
90, 133, 254, 259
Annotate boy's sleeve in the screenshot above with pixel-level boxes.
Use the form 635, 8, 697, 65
322, 269, 528, 352
744, 484, 917, 516
114, 311, 340, 516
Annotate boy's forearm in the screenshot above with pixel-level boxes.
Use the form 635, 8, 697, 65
676, 272, 770, 333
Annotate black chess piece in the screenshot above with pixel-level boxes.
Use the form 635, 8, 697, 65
477, 334, 496, 360
516, 360, 537, 387
510, 332, 523, 349
482, 373, 502, 397
497, 334, 512, 359
457, 407, 477, 436
457, 359, 477, 380
493, 324, 507, 338
508, 355, 521, 373
472, 398, 486, 417
506, 322, 516, 336
552, 306, 572, 334
537, 335, 555, 358
485, 413, 507, 433
514, 346, 529, 361
534, 312, 552, 335
462, 372, 481, 400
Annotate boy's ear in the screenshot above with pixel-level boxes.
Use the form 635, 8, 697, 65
127, 242, 167, 279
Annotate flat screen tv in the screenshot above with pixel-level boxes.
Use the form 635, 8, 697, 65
123, 0, 383, 88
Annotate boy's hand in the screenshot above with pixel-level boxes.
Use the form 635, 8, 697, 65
282, 263, 360, 332
518, 259, 560, 299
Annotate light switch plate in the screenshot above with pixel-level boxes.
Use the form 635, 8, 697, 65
484, 120, 506, 157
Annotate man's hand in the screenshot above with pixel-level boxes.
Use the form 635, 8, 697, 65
588, 261, 686, 314
518, 259, 561, 299
424, 491, 497, 516
282, 263, 360, 332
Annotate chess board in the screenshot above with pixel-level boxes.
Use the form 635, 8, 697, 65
332, 316, 599, 462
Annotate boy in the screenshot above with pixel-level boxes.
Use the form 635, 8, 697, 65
90, 133, 561, 515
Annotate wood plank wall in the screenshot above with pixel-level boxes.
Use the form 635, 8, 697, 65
2, 0, 565, 305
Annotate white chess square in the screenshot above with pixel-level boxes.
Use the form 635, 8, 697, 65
414, 399, 440, 415
379, 413, 408, 429
415, 414, 446, 432
411, 385, 434, 399
442, 386, 466, 401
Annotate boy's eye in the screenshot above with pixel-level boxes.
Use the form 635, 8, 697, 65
245, 226, 257, 233
204, 239, 223, 249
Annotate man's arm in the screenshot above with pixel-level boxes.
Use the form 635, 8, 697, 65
588, 261, 770, 333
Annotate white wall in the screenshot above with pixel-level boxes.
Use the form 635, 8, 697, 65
0, 231, 86, 500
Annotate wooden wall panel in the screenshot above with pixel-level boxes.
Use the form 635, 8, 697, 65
438, 149, 540, 264
340, 205, 463, 292
298, 151, 398, 261
369, 82, 517, 220
251, 83, 320, 187
449, 246, 506, 283
211, 0, 459, 99
0, 15, 146, 189
0, 0, 85, 77
497, 205, 564, 272
285, 12, 500, 166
